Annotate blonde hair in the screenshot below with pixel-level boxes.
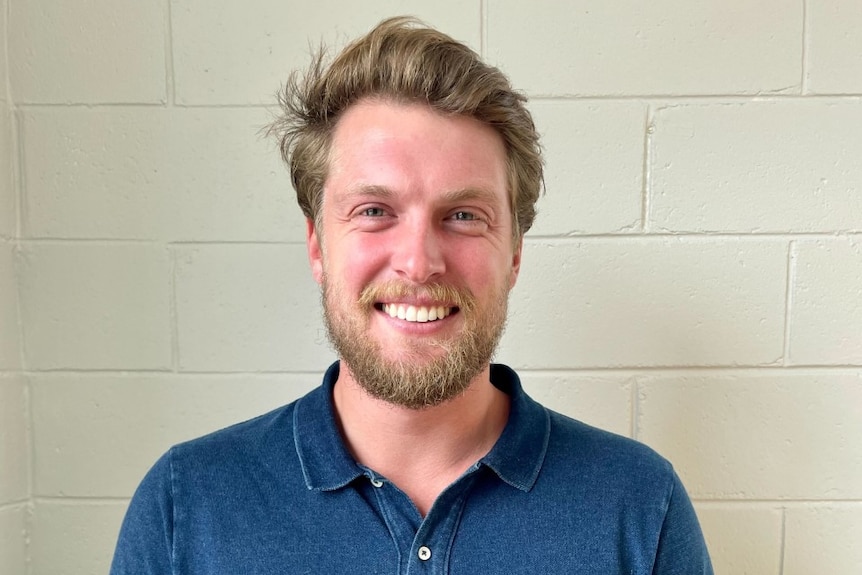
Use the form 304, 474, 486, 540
269, 16, 543, 238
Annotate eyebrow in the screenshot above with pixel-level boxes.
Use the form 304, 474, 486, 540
337, 185, 500, 204
440, 187, 500, 205
338, 185, 396, 202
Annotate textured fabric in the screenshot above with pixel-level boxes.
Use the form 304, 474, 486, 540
111, 362, 713, 574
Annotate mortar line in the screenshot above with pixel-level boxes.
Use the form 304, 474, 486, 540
527, 93, 862, 103
801, 0, 809, 95
783, 241, 797, 366
15, 238, 307, 245
18, 234, 857, 244
479, 0, 487, 58
778, 507, 787, 574
10, 133, 27, 572
691, 498, 862, 504
32, 496, 132, 504
15, 102, 168, 109
169, 245, 179, 372
9, 112, 18, 242
23, 374, 34, 494
5, 11, 34, 566
17, 364, 861, 376
22, 368, 176, 375
3, 0, 11, 103
17, 363, 862, 377
630, 376, 639, 440
508, 364, 862, 373
165, 0, 176, 106
172, 102, 276, 109
641, 104, 653, 233
0, 500, 30, 511
13, 109, 27, 371
24, 370, 35, 572
169, 240, 306, 246
13, 94, 862, 110
18, 368, 331, 377
523, 231, 860, 241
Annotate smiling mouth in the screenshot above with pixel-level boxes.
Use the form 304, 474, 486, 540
377, 303, 456, 323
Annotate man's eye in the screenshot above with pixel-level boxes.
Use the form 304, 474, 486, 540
452, 211, 478, 221
361, 207, 386, 217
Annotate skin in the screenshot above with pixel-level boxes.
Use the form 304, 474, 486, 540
306, 99, 523, 516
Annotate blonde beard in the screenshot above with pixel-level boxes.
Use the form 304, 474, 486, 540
322, 279, 509, 409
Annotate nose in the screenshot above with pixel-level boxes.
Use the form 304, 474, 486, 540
391, 221, 446, 283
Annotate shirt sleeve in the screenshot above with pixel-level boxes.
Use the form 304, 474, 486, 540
110, 450, 175, 575
652, 471, 714, 575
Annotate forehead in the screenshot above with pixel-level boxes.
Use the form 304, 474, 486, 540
325, 99, 509, 205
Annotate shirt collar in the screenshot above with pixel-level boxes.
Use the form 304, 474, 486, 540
293, 362, 363, 491
479, 363, 551, 492
293, 361, 550, 492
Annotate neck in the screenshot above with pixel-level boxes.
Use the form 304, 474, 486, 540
332, 363, 510, 516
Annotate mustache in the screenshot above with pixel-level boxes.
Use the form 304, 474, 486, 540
358, 281, 476, 313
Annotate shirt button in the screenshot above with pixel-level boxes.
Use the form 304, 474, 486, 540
417, 546, 432, 561
370, 478, 383, 488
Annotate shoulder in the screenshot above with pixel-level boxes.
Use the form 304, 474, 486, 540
541, 408, 675, 502
171, 400, 297, 464
547, 409, 670, 469
159, 392, 319, 494
491, 364, 676, 502
119, 393, 312, 541
524, 409, 713, 573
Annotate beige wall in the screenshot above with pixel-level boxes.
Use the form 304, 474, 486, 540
2, 1, 862, 573
1, 0, 29, 571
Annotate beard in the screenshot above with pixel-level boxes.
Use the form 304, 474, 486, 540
321, 277, 510, 410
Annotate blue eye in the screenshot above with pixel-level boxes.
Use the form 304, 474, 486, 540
362, 207, 386, 217
452, 211, 477, 221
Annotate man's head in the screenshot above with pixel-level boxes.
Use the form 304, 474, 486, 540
270, 16, 543, 240
270, 18, 543, 409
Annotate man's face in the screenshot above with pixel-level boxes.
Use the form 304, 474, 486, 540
307, 99, 522, 409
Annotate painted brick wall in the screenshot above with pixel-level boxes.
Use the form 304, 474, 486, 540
2, 1, 861, 573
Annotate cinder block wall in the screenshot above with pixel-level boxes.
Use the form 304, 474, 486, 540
1, 0, 28, 570
2, 1, 861, 574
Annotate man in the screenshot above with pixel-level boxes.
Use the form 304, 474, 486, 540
111, 17, 713, 574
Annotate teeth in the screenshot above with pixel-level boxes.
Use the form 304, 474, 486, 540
382, 304, 452, 323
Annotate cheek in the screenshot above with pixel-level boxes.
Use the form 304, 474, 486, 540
450, 248, 512, 288
326, 238, 389, 287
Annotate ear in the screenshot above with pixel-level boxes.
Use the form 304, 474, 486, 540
306, 218, 324, 285
509, 236, 523, 289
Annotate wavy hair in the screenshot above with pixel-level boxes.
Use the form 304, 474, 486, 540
268, 16, 543, 239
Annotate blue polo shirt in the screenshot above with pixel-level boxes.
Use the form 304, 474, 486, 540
111, 362, 713, 574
